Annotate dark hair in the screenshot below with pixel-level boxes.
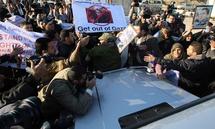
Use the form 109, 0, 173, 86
60, 29, 72, 41
35, 37, 51, 55
68, 66, 87, 81
45, 30, 57, 40
202, 8, 209, 14
190, 41, 202, 55
167, 14, 175, 18
139, 23, 149, 32
20, 21, 32, 27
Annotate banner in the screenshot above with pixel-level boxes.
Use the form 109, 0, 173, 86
72, 2, 127, 33
0, 21, 44, 57
116, 25, 138, 53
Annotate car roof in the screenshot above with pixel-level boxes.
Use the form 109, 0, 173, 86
75, 67, 198, 129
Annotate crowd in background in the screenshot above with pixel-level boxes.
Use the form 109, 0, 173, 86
0, 0, 215, 128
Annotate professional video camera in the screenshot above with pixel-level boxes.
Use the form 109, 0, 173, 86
87, 71, 103, 81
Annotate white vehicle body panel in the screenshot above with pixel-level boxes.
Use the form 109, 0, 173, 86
140, 97, 215, 129
75, 68, 198, 129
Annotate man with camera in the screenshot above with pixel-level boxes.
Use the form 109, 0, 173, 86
0, 66, 96, 129
38, 66, 96, 123
128, 0, 152, 25
33, 35, 89, 85
0, 35, 89, 109
85, 33, 121, 72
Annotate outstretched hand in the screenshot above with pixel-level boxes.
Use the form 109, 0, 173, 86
10, 45, 23, 57
144, 54, 155, 62
28, 58, 47, 81
155, 64, 165, 80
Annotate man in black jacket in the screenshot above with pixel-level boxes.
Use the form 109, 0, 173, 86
144, 41, 215, 97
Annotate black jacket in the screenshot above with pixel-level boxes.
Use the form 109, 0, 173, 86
156, 57, 215, 97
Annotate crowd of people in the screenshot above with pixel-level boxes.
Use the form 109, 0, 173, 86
0, 0, 215, 128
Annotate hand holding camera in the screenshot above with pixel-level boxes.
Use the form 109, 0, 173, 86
86, 77, 96, 89
85, 71, 103, 89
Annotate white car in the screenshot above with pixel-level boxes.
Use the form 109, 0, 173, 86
139, 93, 215, 129
75, 67, 198, 129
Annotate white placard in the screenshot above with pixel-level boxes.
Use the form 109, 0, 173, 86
72, 1, 127, 33
116, 25, 138, 53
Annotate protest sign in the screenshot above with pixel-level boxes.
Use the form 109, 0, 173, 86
0, 21, 44, 57
72, 1, 127, 33
116, 25, 138, 53
193, 5, 213, 29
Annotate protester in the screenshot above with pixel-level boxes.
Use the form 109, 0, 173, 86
1, 0, 215, 128
157, 27, 175, 56
20, 21, 33, 31
129, 23, 162, 66
86, 33, 121, 72
144, 42, 215, 97
164, 43, 186, 61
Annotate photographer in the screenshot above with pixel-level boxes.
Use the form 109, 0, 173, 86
38, 67, 95, 123
128, 1, 139, 25
32, 36, 89, 86
85, 33, 121, 72
0, 35, 88, 108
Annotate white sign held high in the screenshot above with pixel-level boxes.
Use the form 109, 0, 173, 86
72, 1, 127, 33
116, 25, 138, 53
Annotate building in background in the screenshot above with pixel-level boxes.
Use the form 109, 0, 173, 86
207, 0, 215, 17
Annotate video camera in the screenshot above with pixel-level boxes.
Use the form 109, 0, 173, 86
86, 71, 103, 81
26, 55, 56, 66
